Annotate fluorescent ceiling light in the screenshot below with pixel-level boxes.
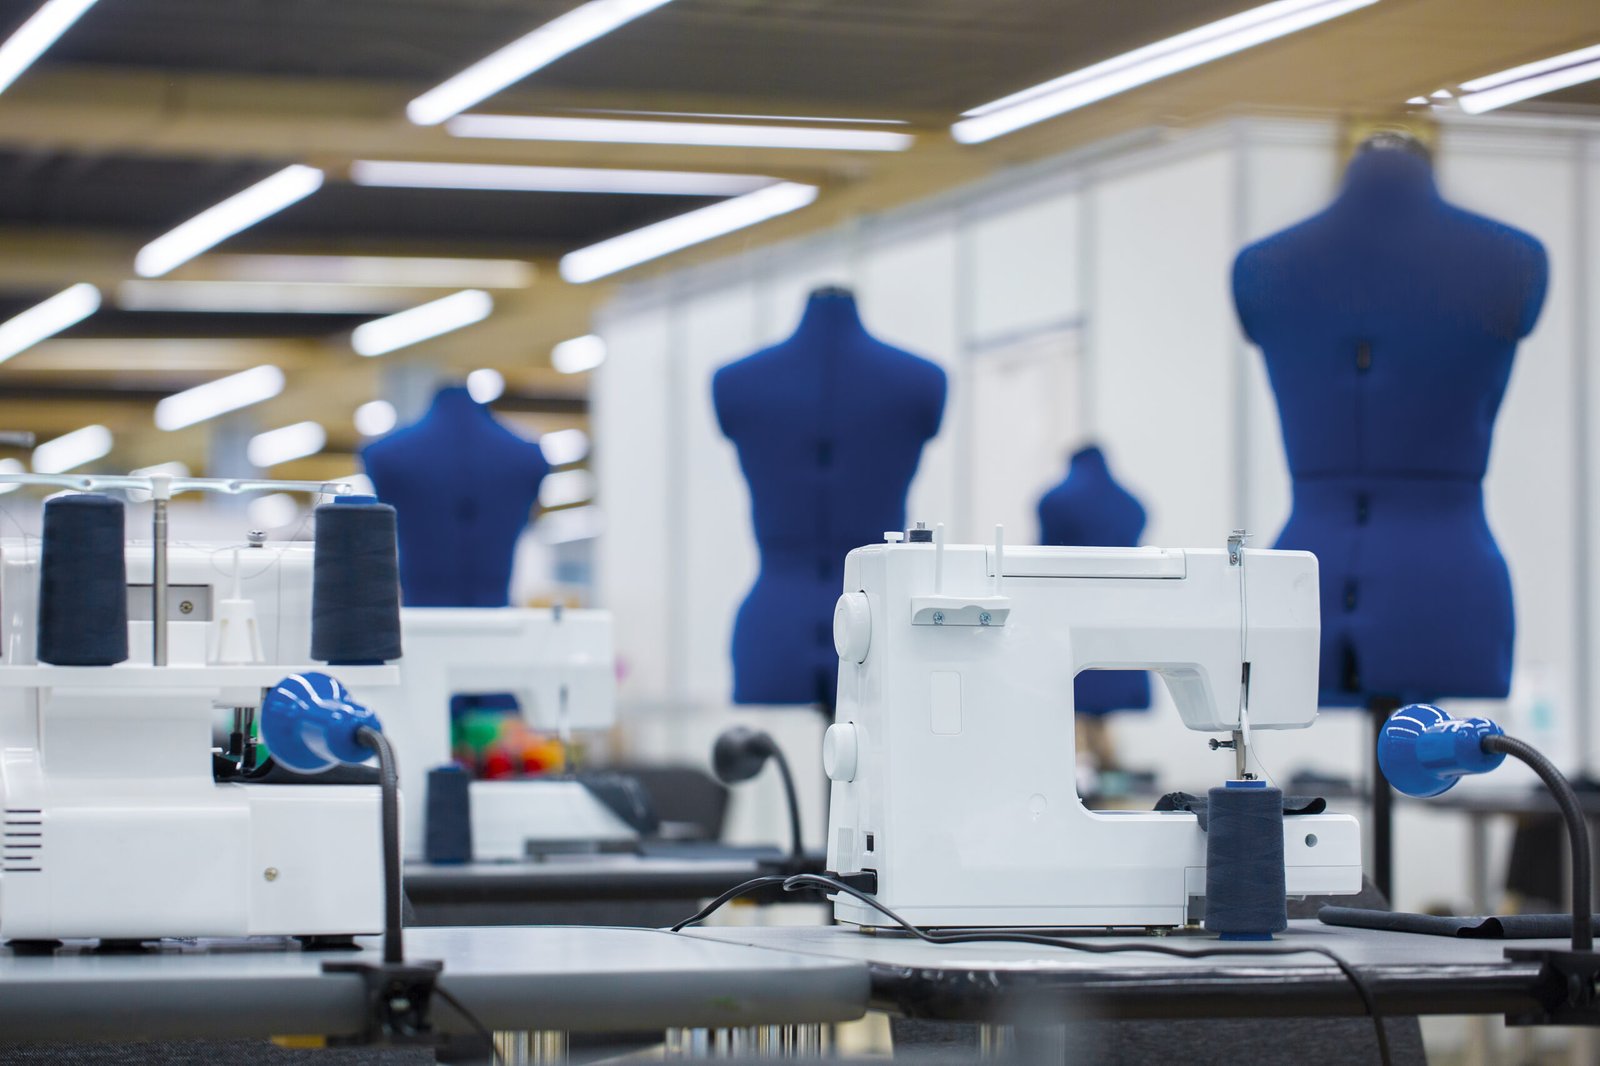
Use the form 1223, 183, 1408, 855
0, 0, 100, 96
1457, 48, 1600, 114
570, 108, 908, 125
155, 365, 285, 431
539, 468, 596, 509
135, 165, 325, 278
352, 290, 494, 357
466, 368, 506, 404
354, 400, 398, 437
560, 181, 818, 284
1460, 43, 1600, 93
552, 334, 606, 374
447, 113, 914, 152
0, 283, 100, 365
248, 422, 326, 468
540, 427, 591, 466
407, 0, 677, 126
203, 254, 535, 289
33, 424, 112, 474
350, 160, 769, 197
952, 0, 1380, 144
117, 280, 419, 315
0, 458, 23, 495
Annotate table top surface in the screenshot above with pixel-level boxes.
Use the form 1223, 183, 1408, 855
0, 925, 869, 1043
684, 920, 1562, 1021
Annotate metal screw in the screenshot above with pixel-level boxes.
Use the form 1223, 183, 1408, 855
932, 611, 944, 625
263, 867, 279, 882
978, 612, 992, 626
179, 600, 194, 615
247, 530, 267, 547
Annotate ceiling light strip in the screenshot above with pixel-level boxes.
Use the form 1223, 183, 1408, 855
952, 0, 1379, 144
447, 113, 914, 151
0, 283, 99, 364
407, 0, 677, 126
0, 0, 100, 96
349, 159, 770, 196
135, 165, 325, 278
560, 182, 817, 284
154, 365, 285, 431
352, 290, 494, 357
1459, 43, 1600, 93
1457, 54, 1600, 114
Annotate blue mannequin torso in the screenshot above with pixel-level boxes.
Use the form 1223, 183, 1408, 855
362, 386, 548, 608
1233, 148, 1547, 705
714, 289, 947, 707
1037, 445, 1152, 715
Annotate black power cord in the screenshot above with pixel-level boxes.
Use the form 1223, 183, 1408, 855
1481, 735, 1592, 952
323, 726, 499, 1064
671, 872, 1392, 1066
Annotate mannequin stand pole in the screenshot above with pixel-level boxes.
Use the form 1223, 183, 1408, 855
1369, 695, 1401, 902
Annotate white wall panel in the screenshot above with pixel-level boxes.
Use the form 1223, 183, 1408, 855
592, 304, 673, 699
1440, 131, 1582, 773
968, 191, 1082, 344
858, 223, 961, 536
1088, 148, 1238, 547
677, 284, 762, 703
1588, 138, 1600, 774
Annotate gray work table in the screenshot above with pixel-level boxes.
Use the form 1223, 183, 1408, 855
0, 926, 869, 1045
684, 920, 1557, 1022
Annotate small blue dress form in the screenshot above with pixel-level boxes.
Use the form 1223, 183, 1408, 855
713, 287, 947, 708
1232, 144, 1547, 705
1037, 445, 1152, 715
362, 385, 548, 608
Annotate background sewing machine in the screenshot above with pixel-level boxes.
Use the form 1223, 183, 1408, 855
366, 607, 624, 861
824, 525, 1363, 929
0, 475, 391, 944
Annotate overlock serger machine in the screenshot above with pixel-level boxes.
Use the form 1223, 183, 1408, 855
823, 524, 1363, 929
0, 473, 393, 944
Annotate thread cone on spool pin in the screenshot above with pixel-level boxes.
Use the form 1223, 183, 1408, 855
38, 494, 129, 666
1204, 781, 1288, 940
311, 496, 402, 665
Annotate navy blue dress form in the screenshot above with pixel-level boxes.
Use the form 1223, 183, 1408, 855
713, 288, 947, 707
1233, 148, 1547, 706
362, 385, 548, 607
1037, 445, 1152, 715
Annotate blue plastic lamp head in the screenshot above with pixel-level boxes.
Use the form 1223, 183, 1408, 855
259, 671, 381, 774
1377, 704, 1506, 798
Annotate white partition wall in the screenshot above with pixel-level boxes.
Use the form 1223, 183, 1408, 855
593, 115, 1600, 876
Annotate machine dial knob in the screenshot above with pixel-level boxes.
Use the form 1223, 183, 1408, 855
833, 592, 871, 664
823, 723, 859, 782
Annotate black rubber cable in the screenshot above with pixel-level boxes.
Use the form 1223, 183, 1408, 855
1481, 734, 1593, 952
768, 747, 804, 864
356, 726, 403, 965
668, 873, 1392, 1066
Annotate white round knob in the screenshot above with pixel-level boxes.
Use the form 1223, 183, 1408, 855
833, 592, 871, 664
823, 723, 859, 783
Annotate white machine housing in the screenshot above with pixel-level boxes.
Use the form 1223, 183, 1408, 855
0, 539, 388, 942
824, 532, 1363, 929
364, 607, 622, 861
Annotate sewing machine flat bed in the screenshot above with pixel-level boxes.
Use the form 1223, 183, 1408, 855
0, 926, 868, 1046
683, 921, 1556, 1022
405, 845, 828, 927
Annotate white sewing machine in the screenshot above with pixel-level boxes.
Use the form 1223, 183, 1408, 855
823, 525, 1363, 929
0, 475, 389, 944
364, 607, 623, 861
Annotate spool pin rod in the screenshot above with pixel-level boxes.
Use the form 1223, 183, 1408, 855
151, 476, 170, 666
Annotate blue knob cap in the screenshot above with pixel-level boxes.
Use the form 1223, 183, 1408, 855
259, 671, 381, 774
1377, 703, 1506, 798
